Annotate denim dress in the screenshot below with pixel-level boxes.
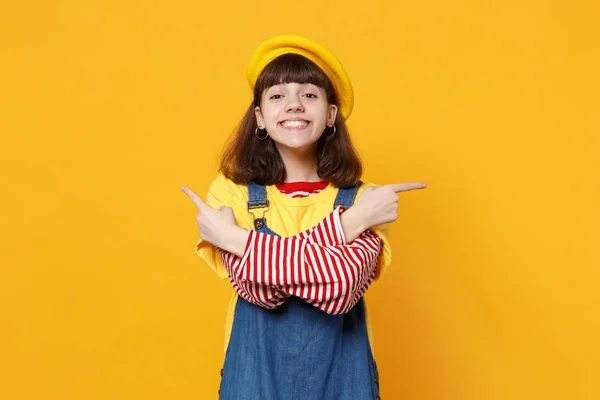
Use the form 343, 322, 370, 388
218, 182, 381, 400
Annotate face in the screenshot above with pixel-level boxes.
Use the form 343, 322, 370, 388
255, 82, 337, 152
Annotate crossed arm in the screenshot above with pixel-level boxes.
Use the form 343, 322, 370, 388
182, 181, 427, 314
217, 207, 382, 315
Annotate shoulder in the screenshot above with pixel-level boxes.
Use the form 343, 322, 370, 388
208, 173, 242, 190
207, 173, 248, 196
356, 180, 379, 196
205, 173, 249, 208
332, 180, 378, 202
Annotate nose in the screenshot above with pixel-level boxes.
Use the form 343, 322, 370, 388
285, 94, 304, 112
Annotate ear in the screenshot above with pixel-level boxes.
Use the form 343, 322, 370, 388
254, 106, 265, 129
327, 104, 338, 127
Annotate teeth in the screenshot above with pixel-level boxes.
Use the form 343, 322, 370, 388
282, 120, 309, 128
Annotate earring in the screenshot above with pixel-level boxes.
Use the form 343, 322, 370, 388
324, 125, 336, 137
255, 127, 269, 140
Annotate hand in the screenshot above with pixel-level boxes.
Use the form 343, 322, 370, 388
181, 185, 248, 255
353, 182, 427, 228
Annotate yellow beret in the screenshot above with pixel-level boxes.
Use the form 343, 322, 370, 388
247, 34, 354, 120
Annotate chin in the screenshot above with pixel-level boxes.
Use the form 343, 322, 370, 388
275, 140, 319, 151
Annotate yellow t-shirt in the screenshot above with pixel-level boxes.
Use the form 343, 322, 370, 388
195, 174, 392, 353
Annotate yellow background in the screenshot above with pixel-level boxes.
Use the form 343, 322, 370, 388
1, 0, 599, 399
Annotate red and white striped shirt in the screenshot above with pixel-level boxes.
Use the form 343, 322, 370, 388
216, 182, 383, 315
275, 181, 329, 198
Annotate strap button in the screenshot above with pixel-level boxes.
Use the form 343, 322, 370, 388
254, 218, 265, 230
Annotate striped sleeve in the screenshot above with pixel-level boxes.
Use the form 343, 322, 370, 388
219, 207, 383, 315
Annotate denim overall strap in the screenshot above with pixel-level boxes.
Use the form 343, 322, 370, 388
219, 181, 380, 400
247, 182, 268, 209
247, 181, 279, 235
333, 180, 363, 210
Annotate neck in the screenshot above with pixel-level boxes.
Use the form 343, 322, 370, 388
276, 144, 321, 182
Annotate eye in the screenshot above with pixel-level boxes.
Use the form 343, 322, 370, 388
303, 93, 317, 98
269, 94, 283, 100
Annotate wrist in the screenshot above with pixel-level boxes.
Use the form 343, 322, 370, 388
340, 206, 368, 243
219, 226, 250, 258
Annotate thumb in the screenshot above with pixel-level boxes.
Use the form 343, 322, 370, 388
219, 205, 234, 215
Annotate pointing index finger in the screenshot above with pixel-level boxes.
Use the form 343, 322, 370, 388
387, 182, 428, 193
180, 186, 209, 212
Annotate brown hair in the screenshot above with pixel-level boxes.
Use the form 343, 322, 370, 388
219, 53, 362, 187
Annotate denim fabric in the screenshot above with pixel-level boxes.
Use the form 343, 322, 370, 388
218, 183, 381, 400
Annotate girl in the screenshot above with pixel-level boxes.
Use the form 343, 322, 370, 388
182, 34, 426, 400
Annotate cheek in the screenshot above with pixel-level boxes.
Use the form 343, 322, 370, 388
262, 112, 278, 126
261, 107, 279, 124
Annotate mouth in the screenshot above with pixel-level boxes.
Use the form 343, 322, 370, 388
279, 120, 311, 129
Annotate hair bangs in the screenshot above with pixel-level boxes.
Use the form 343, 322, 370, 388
254, 54, 336, 104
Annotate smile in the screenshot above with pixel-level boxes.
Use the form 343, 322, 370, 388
280, 120, 310, 129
